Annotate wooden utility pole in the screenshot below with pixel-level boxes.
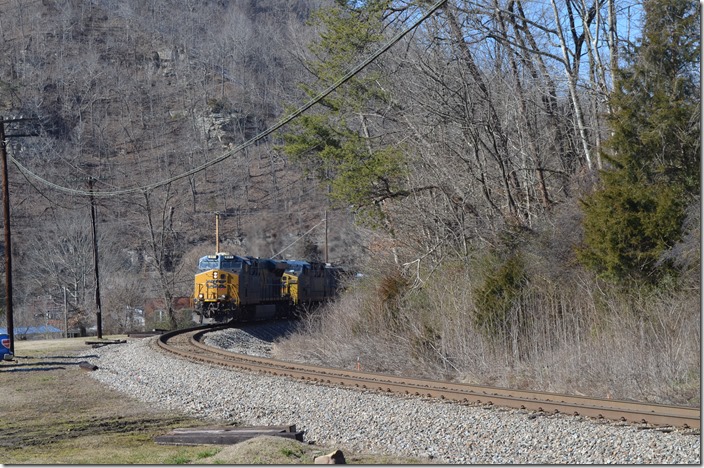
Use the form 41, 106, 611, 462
63, 286, 68, 339
325, 183, 331, 264
324, 209, 328, 264
0, 118, 14, 354
0, 116, 37, 352
89, 177, 103, 339
215, 212, 220, 253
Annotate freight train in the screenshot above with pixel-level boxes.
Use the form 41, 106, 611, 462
193, 252, 343, 323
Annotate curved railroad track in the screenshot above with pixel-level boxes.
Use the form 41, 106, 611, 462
156, 324, 700, 430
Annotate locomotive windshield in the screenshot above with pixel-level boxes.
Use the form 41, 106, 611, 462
198, 257, 219, 271
284, 260, 309, 274
198, 255, 243, 272
220, 258, 243, 271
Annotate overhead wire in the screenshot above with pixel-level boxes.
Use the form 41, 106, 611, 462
271, 217, 327, 259
8, 0, 447, 199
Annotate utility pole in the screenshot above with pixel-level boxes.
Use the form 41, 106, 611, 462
89, 177, 103, 339
63, 286, 68, 339
215, 211, 220, 253
324, 209, 328, 264
0, 118, 14, 354
0, 116, 37, 354
324, 183, 331, 264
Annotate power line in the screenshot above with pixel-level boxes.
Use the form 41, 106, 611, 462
8, 0, 447, 199
271, 217, 327, 259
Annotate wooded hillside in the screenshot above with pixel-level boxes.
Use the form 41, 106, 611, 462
1, 0, 360, 330
0, 0, 699, 403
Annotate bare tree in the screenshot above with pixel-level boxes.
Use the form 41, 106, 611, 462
137, 187, 182, 329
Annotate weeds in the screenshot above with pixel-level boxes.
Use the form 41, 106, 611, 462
280, 446, 304, 459
196, 448, 222, 459
274, 253, 700, 405
164, 451, 192, 464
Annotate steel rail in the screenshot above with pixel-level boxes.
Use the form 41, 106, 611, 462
156, 326, 700, 430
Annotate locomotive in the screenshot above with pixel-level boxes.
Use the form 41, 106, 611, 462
193, 252, 343, 323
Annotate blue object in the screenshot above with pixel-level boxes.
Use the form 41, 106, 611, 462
0, 333, 11, 359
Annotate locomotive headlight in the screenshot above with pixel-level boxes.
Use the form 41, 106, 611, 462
198, 294, 204, 299
219, 295, 227, 300
213, 271, 218, 279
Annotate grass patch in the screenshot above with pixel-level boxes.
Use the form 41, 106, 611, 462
0, 337, 222, 464
0, 337, 430, 464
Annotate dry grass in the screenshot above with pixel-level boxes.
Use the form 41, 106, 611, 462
1, 336, 427, 464
274, 259, 701, 406
1, 336, 220, 464
197, 435, 424, 464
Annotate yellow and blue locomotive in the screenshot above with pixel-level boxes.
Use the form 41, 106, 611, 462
193, 252, 342, 323
281, 260, 341, 307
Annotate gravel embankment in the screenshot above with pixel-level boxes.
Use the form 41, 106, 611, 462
87, 331, 700, 464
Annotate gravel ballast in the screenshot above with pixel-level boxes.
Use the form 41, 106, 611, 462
87, 332, 700, 464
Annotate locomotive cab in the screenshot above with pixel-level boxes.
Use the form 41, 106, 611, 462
193, 253, 248, 321
282, 261, 340, 305
281, 261, 309, 305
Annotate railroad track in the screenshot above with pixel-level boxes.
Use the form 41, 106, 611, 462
156, 325, 700, 430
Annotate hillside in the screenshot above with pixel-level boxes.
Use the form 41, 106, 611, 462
0, 0, 365, 328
